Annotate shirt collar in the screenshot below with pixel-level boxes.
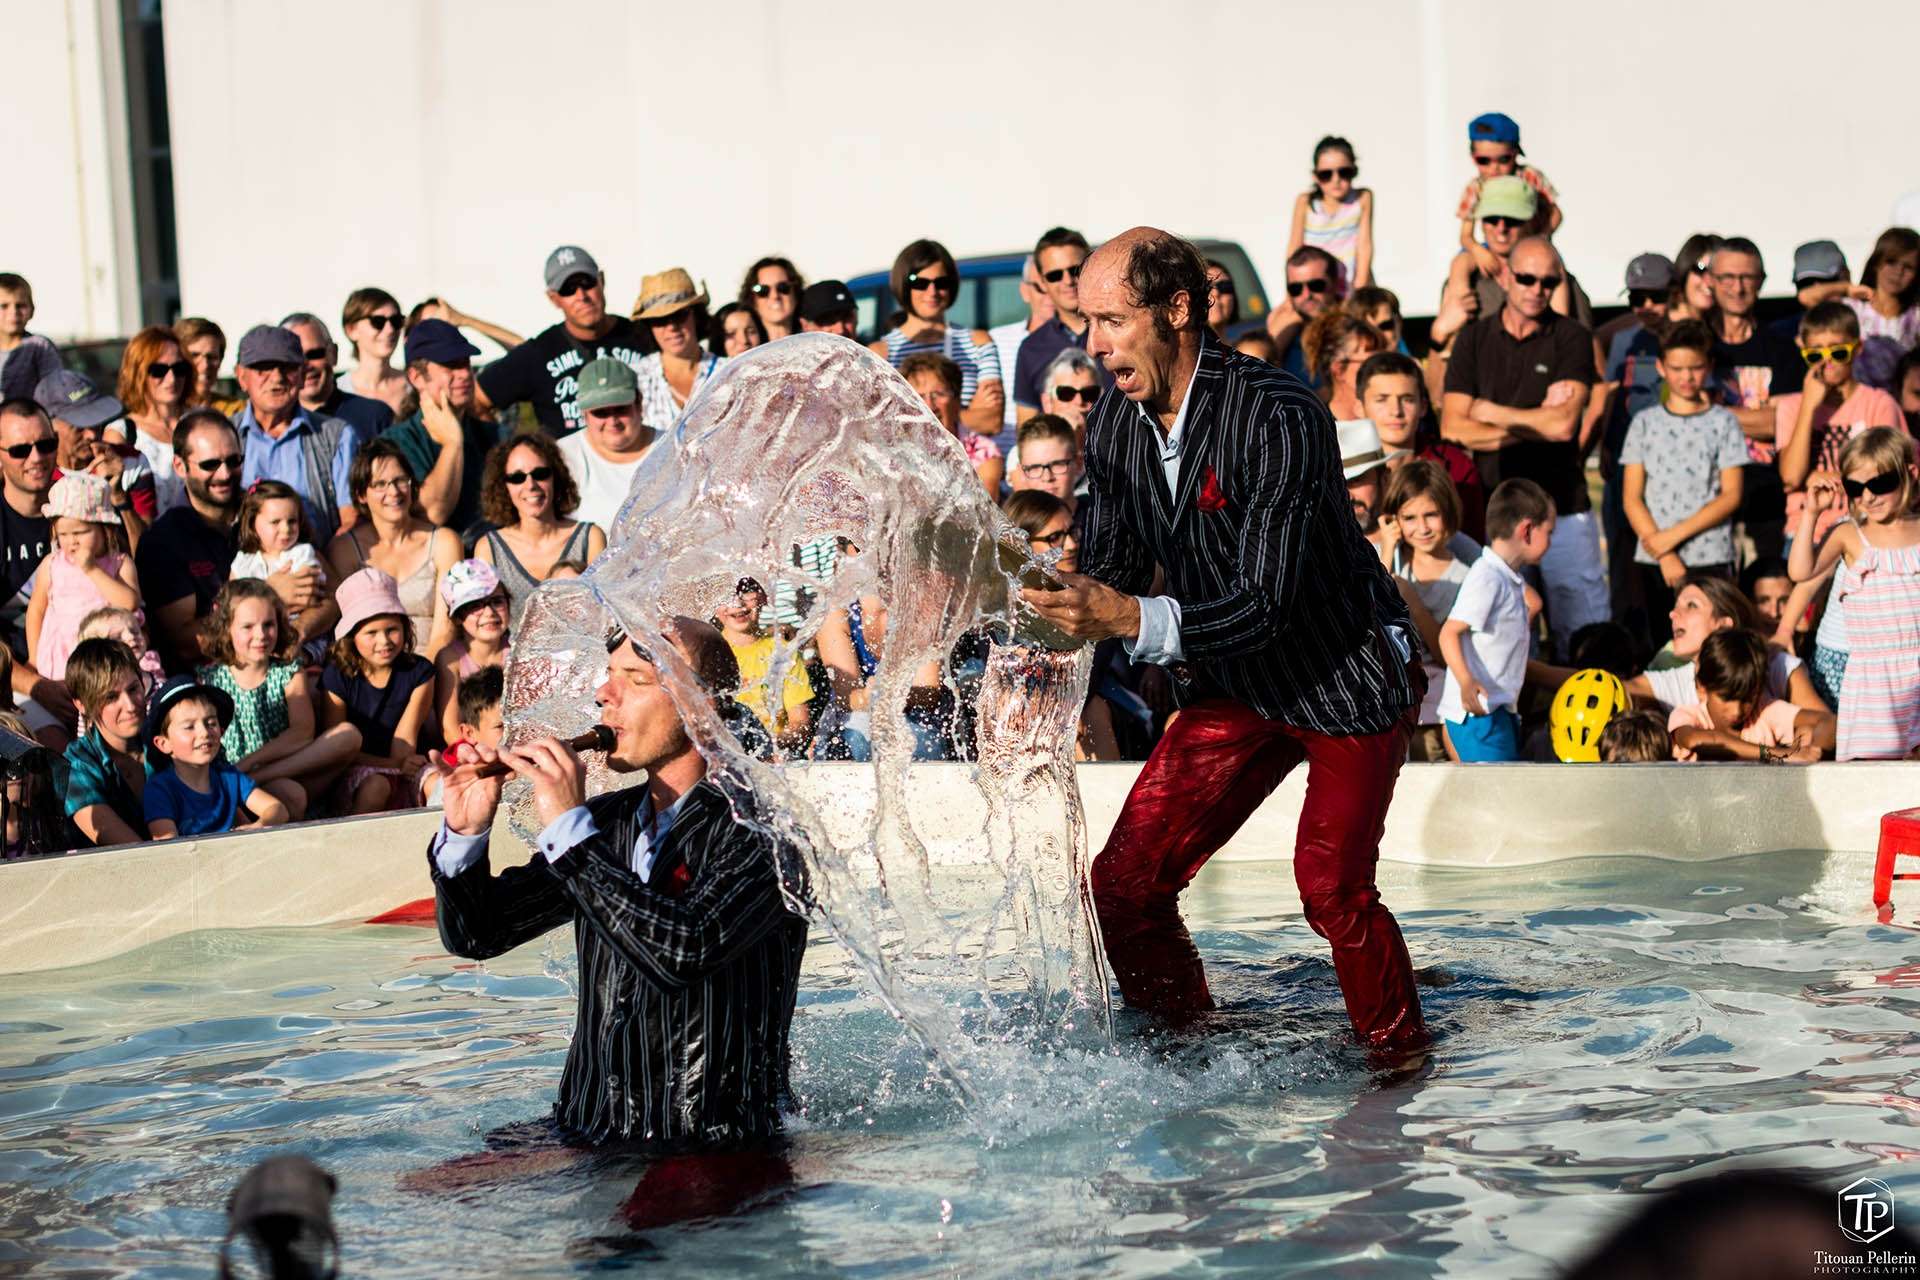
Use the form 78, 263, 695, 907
1135, 353, 1203, 458
237, 402, 315, 437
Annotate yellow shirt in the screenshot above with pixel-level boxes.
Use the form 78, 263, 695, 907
729, 634, 813, 728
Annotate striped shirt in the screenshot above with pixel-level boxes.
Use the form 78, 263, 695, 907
636, 351, 726, 433
429, 777, 808, 1147
1302, 193, 1365, 287
883, 324, 1002, 407
1835, 538, 1920, 761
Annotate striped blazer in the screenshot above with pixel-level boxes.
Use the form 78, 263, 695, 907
1077, 333, 1416, 737
430, 778, 809, 1148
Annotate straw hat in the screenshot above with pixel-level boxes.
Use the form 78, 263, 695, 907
630, 268, 709, 320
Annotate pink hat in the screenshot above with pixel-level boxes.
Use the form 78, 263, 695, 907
333, 567, 409, 641
41, 471, 119, 525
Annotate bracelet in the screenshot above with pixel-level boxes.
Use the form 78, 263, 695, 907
1758, 743, 1775, 764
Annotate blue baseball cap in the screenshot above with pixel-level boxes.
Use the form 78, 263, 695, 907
404, 319, 481, 366
1468, 112, 1522, 148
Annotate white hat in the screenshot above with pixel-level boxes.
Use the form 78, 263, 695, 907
1337, 419, 1386, 481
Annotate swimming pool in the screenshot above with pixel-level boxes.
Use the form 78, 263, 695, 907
3, 848, 1915, 1276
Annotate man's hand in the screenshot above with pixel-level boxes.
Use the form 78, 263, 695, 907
498, 737, 587, 829
421, 388, 462, 447
1659, 552, 1687, 588
440, 743, 507, 838
86, 447, 125, 487
1135, 663, 1173, 718
1266, 298, 1302, 342
1642, 526, 1679, 560
267, 564, 323, 612
1020, 573, 1142, 643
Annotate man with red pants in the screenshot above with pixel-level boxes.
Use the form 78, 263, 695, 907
1022, 227, 1427, 1053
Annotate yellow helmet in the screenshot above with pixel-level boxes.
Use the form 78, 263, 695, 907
1550, 668, 1630, 762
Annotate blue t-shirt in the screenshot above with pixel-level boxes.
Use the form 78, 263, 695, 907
142, 761, 254, 837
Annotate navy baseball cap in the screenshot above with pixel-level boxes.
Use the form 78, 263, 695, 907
33, 370, 124, 429
800, 280, 855, 324
404, 319, 481, 366
1468, 112, 1522, 148
236, 325, 303, 368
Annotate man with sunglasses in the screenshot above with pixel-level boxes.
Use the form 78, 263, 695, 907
279, 312, 394, 441
385, 319, 506, 537
1706, 237, 1804, 558
1263, 247, 1344, 385
475, 245, 645, 436
0, 399, 75, 742
1013, 228, 1104, 421
232, 325, 368, 546
136, 410, 252, 672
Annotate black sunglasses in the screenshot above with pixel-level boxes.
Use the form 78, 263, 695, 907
365, 313, 402, 331
194, 452, 245, 474
3, 438, 56, 460
1314, 165, 1358, 182
504, 466, 554, 485
148, 360, 193, 381
1051, 385, 1097, 404
1481, 215, 1527, 231
1843, 470, 1903, 500
1042, 264, 1084, 284
1627, 289, 1662, 308
1211, 278, 1235, 294
751, 282, 794, 298
1287, 278, 1331, 296
556, 275, 597, 298
302, 347, 330, 362
907, 273, 957, 294
1473, 153, 1517, 167
1512, 272, 1565, 292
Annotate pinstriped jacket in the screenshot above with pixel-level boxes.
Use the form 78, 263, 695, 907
430, 778, 808, 1148
1077, 333, 1416, 737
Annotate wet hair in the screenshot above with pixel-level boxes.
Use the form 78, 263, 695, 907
1382, 459, 1461, 537
237, 478, 317, 553
456, 666, 504, 728
1122, 233, 1212, 340
202, 577, 298, 668
327, 612, 415, 681
1694, 628, 1771, 725
1301, 311, 1386, 381
736, 256, 805, 312
1659, 319, 1715, 358
1862, 226, 1920, 309
1798, 299, 1861, 343
1675, 572, 1761, 635
347, 437, 419, 514
1568, 620, 1638, 679
341, 286, 402, 358
709, 302, 767, 354
1484, 478, 1554, 541
1598, 708, 1670, 763
1204, 258, 1240, 327
1002, 489, 1071, 542
65, 638, 141, 718
480, 431, 580, 528
1310, 134, 1355, 168
0, 273, 31, 299
1015, 414, 1075, 453
171, 407, 237, 460
1839, 425, 1920, 514
898, 352, 962, 397
116, 325, 188, 418
1355, 350, 1422, 398
889, 239, 959, 313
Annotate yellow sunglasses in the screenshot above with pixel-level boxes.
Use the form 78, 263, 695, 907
1801, 342, 1857, 367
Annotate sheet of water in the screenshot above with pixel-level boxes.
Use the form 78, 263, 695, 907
4, 850, 1917, 1277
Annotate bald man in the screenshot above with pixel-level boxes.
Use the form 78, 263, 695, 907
1024, 227, 1428, 1055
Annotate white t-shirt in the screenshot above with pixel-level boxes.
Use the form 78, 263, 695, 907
557, 430, 645, 532
1436, 551, 1529, 721
1643, 648, 1802, 711
987, 318, 1030, 451
230, 542, 324, 582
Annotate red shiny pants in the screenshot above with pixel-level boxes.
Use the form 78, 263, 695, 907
1090, 698, 1427, 1051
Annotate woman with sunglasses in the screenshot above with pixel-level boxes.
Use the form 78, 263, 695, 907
870, 238, 1005, 438
109, 326, 195, 514
473, 434, 604, 630
1286, 136, 1374, 291
1667, 234, 1723, 322
340, 288, 413, 416
326, 439, 462, 657
1203, 260, 1239, 340
738, 257, 805, 341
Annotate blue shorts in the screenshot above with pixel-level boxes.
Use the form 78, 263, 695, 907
1445, 709, 1522, 763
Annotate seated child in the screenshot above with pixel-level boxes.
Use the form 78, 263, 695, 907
714, 576, 815, 756
1667, 629, 1831, 763
422, 666, 505, 808
141, 675, 289, 838
76, 607, 164, 697
1438, 479, 1555, 762
61, 638, 151, 847
320, 568, 437, 814
432, 559, 511, 747
1599, 708, 1672, 763
25, 472, 139, 682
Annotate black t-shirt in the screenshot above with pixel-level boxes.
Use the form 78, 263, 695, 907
1709, 325, 1804, 459
135, 506, 236, 619
320, 386, 396, 439
1444, 311, 1596, 515
476, 319, 647, 435
0, 497, 50, 659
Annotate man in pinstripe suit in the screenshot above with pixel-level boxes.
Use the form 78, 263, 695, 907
427, 619, 809, 1148
1024, 227, 1428, 1054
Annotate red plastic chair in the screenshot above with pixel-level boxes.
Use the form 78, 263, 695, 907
1873, 809, 1920, 914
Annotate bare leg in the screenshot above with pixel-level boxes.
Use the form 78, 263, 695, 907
260, 777, 307, 821
251, 723, 361, 785
351, 773, 392, 815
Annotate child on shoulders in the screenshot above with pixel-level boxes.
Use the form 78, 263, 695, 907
142, 676, 289, 838
1287, 135, 1374, 290
1454, 112, 1562, 279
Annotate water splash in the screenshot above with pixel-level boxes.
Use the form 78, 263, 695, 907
500, 335, 1111, 1100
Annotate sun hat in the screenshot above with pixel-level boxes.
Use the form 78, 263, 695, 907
1474, 175, 1538, 224
141, 674, 236, 770
33, 370, 125, 430
334, 567, 409, 641
631, 268, 709, 321
41, 471, 120, 525
1338, 420, 1386, 480
577, 357, 639, 412
544, 245, 600, 292
440, 558, 503, 614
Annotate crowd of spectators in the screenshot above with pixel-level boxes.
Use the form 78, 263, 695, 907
1, 106, 1918, 856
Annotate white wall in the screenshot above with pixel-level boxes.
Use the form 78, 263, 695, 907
44, 0, 1920, 347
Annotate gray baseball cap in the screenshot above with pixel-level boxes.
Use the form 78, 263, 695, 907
1622, 253, 1674, 293
235, 324, 303, 368
577, 356, 637, 412
1791, 240, 1847, 285
544, 245, 601, 292
34, 370, 124, 429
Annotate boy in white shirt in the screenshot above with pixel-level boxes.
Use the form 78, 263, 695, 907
1438, 479, 1555, 761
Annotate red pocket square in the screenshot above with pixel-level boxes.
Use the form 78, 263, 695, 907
1196, 466, 1227, 512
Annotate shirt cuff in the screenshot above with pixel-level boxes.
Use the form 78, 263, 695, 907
431, 824, 489, 878
1124, 595, 1184, 665
534, 806, 598, 864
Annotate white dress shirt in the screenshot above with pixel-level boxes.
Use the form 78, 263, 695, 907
1123, 360, 1201, 666
433, 788, 692, 883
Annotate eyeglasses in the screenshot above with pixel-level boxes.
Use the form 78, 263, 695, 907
147, 360, 193, 382
364, 313, 402, 332
1627, 289, 1662, 308
1050, 385, 1098, 404
1842, 470, 1903, 500
302, 347, 330, 363
906, 273, 956, 294
3, 437, 56, 460
556, 275, 597, 298
455, 594, 509, 617
1287, 278, 1331, 296
504, 466, 554, 485
1512, 272, 1564, 292
1029, 530, 1075, 548
194, 452, 245, 474
1481, 215, 1526, 231
1802, 342, 1858, 367
1021, 459, 1076, 480
751, 282, 794, 298
365, 475, 413, 493
1042, 263, 1084, 284
1473, 153, 1517, 167
1314, 165, 1358, 182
